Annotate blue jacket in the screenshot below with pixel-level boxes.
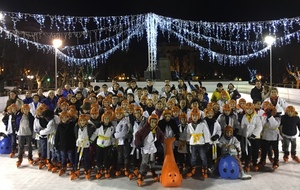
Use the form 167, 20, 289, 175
41, 96, 58, 111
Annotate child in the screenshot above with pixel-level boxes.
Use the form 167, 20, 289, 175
114, 107, 131, 177
158, 109, 180, 165
32, 105, 48, 166
152, 100, 164, 119
16, 104, 35, 167
217, 90, 230, 112
204, 107, 222, 174
71, 114, 95, 180
212, 102, 221, 120
134, 114, 164, 187
54, 111, 76, 176
128, 106, 147, 180
177, 113, 191, 173
237, 98, 246, 123
264, 87, 289, 115
240, 102, 263, 171
90, 112, 114, 179
217, 104, 240, 134
218, 126, 251, 180
281, 106, 300, 163
186, 108, 211, 180
143, 98, 155, 117
39, 109, 60, 171
259, 105, 281, 170
171, 106, 180, 126
29, 94, 42, 117
2, 103, 21, 158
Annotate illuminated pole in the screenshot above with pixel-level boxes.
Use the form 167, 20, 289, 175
53, 39, 62, 90
264, 36, 275, 86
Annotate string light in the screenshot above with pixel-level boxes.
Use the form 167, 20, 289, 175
0, 11, 299, 67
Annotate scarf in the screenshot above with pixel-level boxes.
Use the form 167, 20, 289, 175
246, 112, 255, 123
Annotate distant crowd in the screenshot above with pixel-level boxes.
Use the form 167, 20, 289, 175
2, 78, 300, 185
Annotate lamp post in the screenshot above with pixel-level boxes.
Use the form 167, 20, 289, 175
264, 36, 276, 86
53, 39, 62, 90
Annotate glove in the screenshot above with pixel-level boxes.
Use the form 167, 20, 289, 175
266, 111, 272, 118
211, 135, 219, 141
248, 134, 256, 140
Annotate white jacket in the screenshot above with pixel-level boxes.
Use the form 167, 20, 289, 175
240, 113, 263, 138
204, 120, 222, 144
114, 118, 129, 146
39, 115, 60, 145
187, 122, 211, 145
141, 132, 157, 154
29, 102, 42, 117
90, 124, 114, 148
261, 116, 281, 141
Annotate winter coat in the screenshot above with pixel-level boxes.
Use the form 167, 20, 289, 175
134, 123, 164, 150
55, 120, 76, 151
281, 115, 300, 138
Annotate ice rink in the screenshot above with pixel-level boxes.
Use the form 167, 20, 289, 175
0, 93, 300, 190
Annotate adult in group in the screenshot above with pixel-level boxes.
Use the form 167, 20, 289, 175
227, 83, 241, 101
2, 89, 22, 115
41, 90, 58, 111
55, 88, 64, 99
23, 90, 33, 104
109, 82, 124, 96
36, 88, 46, 102
62, 84, 74, 98
145, 79, 157, 94
127, 80, 138, 94
177, 78, 187, 91
211, 83, 230, 102
73, 81, 88, 98
250, 80, 263, 102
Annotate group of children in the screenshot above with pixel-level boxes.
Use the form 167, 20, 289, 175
2, 81, 300, 186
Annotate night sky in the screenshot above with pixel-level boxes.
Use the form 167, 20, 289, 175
0, 0, 300, 82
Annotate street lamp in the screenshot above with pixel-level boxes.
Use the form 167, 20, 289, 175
264, 35, 276, 86
53, 39, 62, 90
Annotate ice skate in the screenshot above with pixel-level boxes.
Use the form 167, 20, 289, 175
201, 166, 208, 180
124, 167, 129, 176
283, 155, 289, 163
115, 170, 122, 177
84, 169, 91, 180
28, 157, 34, 165
9, 150, 16, 158
58, 167, 66, 176
32, 153, 42, 165
70, 170, 80, 180
150, 170, 159, 181
291, 155, 300, 163
137, 173, 144, 187
128, 168, 139, 180
16, 158, 22, 167
95, 169, 102, 179
38, 160, 47, 169
252, 164, 259, 171
273, 161, 279, 170
186, 167, 196, 178
52, 162, 61, 173
238, 170, 252, 180
104, 169, 110, 179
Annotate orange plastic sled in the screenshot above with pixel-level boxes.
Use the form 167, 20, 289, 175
160, 137, 182, 187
